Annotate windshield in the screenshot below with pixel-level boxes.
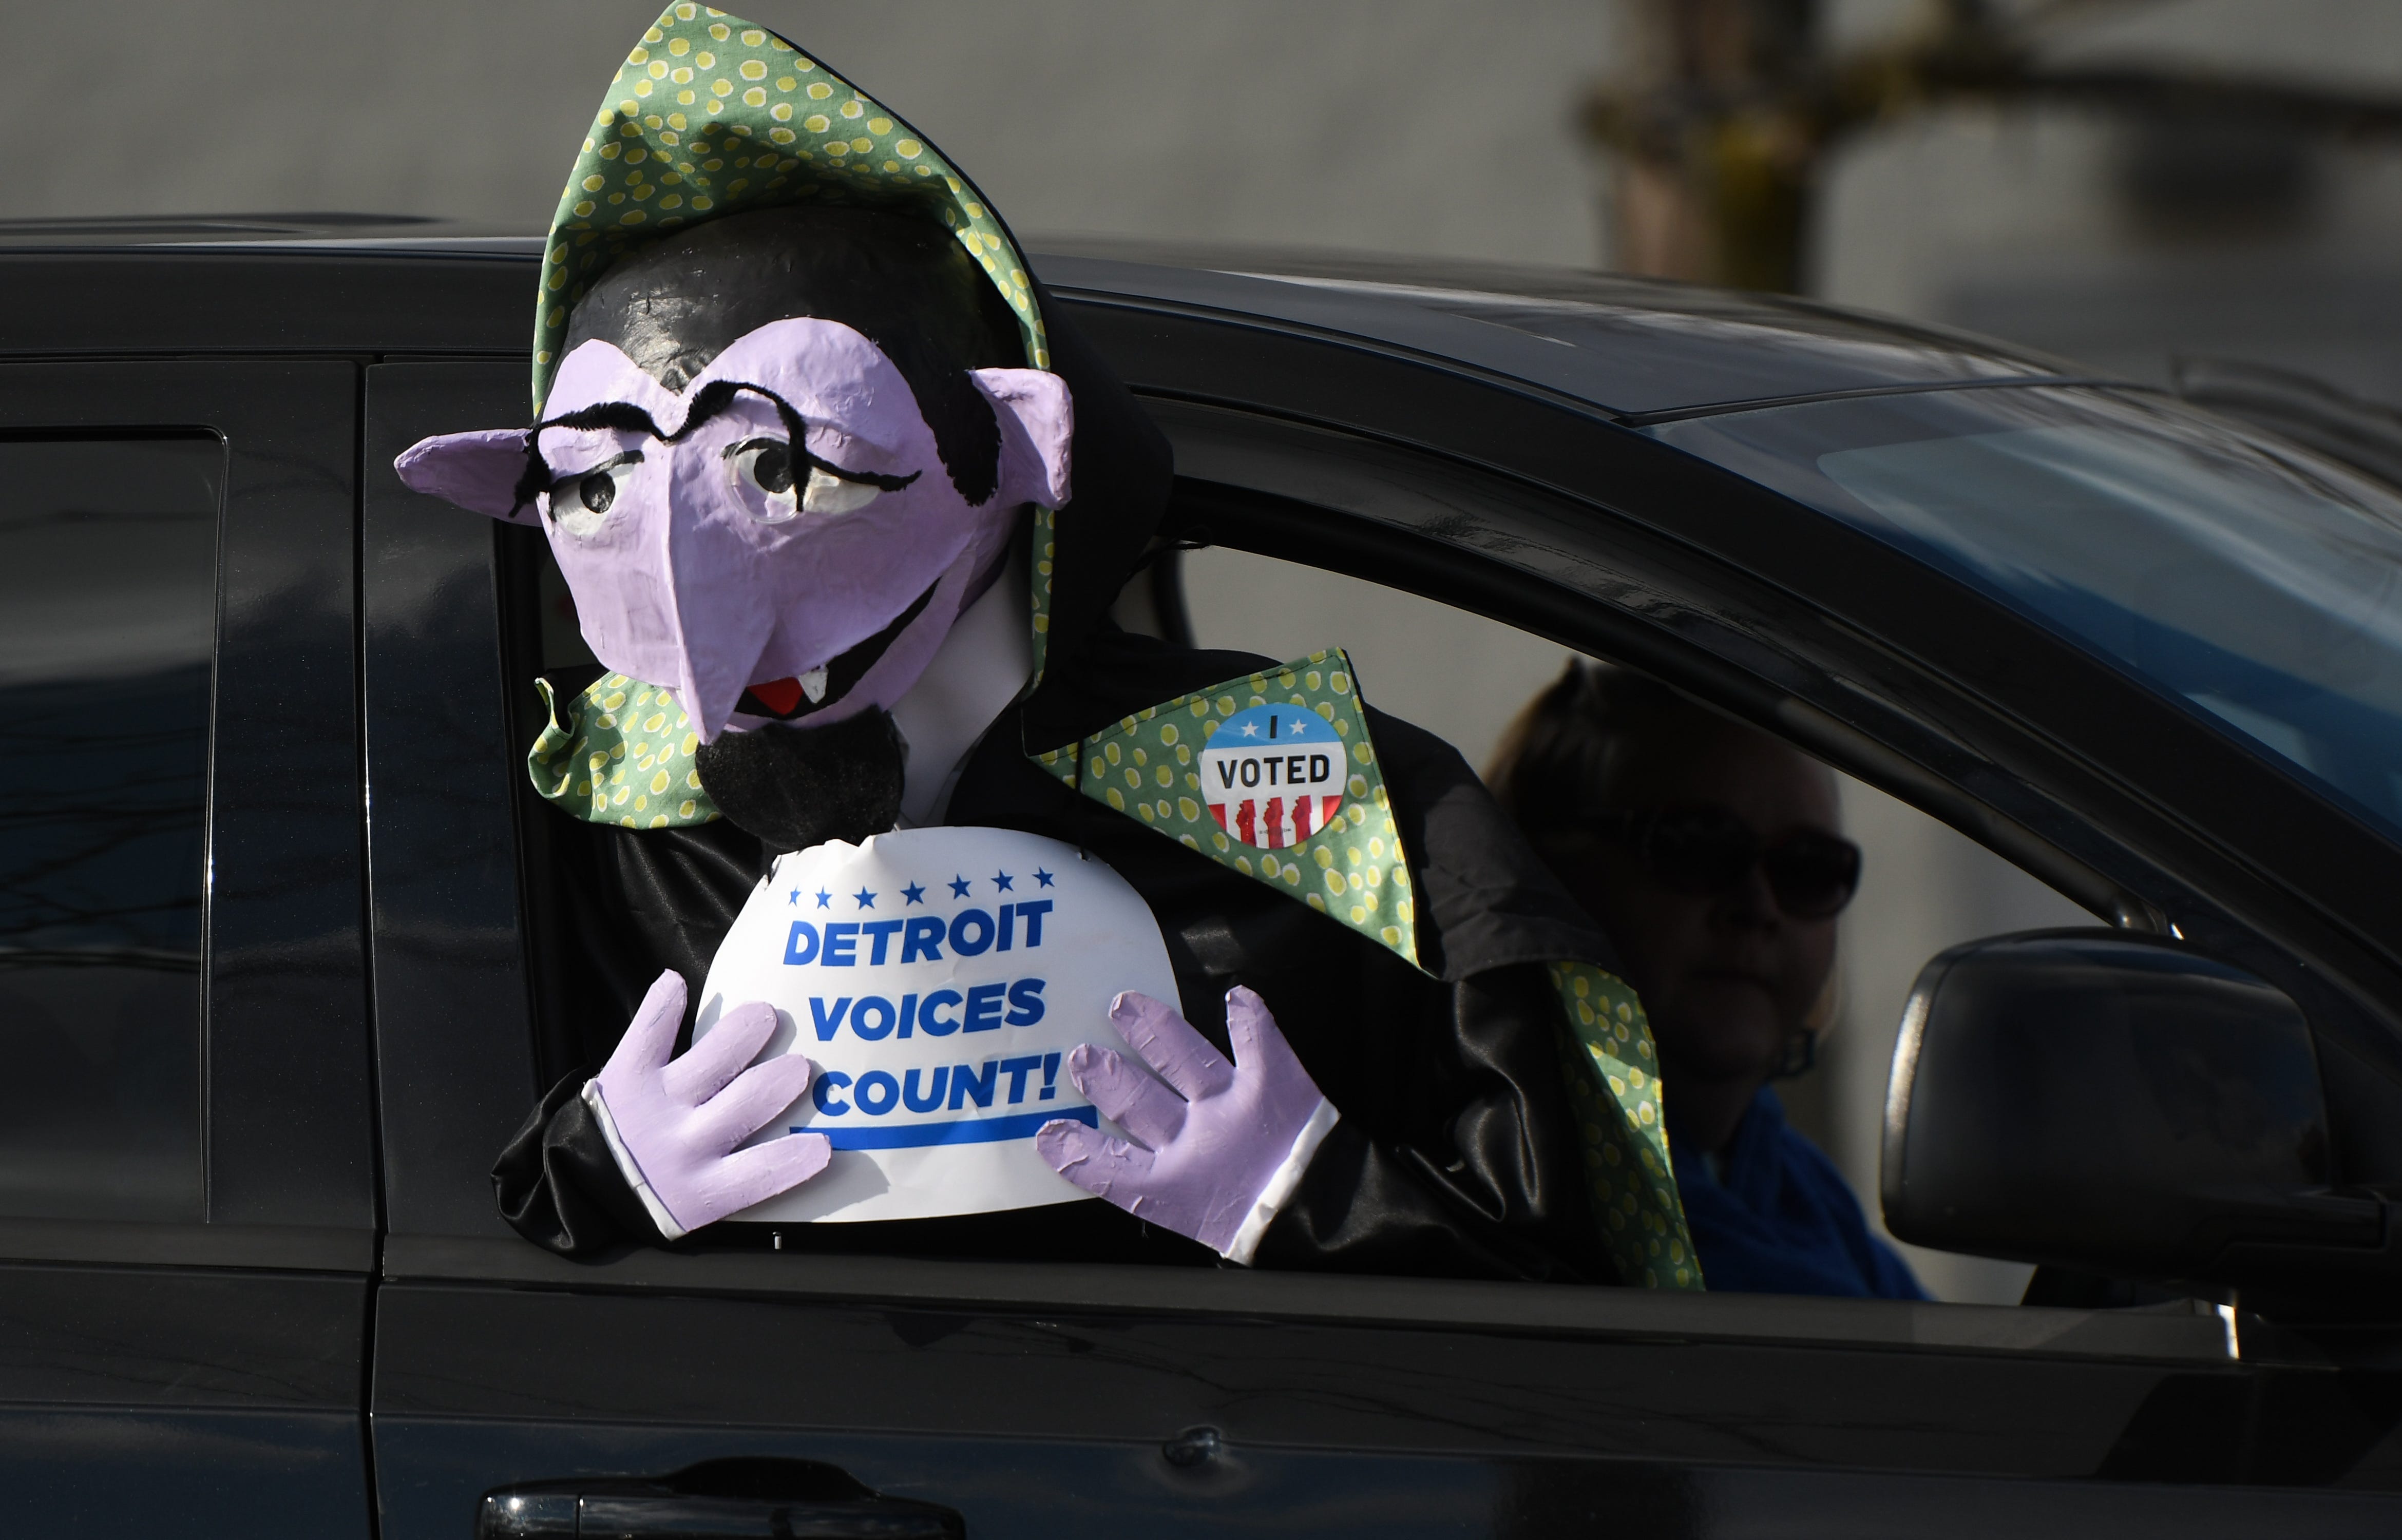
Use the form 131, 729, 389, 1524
1648, 386, 2402, 840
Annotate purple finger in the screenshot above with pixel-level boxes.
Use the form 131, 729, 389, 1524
1064, 1043, 1187, 1152
1035, 1119, 1158, 1205
697, 1131, 833, 1217
612, 971, 688, 1079
1108, 991, 1234, 1102
1224, 986, 1302, 1076
691, 1050, 816, 1154
664, 999, 779, 1105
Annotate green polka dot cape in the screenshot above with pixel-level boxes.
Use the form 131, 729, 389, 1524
1033, 652, 1415, 957
528, 675, 713, 828
531, 2, 1047, 414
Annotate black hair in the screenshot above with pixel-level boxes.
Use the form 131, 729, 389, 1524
554, 203, 1025, 504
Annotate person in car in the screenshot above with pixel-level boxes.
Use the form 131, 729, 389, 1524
395, 4, 1701, 1287
1489, 662, 1925, 1298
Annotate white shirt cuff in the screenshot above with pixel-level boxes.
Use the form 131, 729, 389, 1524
582, 1080, 689, 1242
1222, 1098, 1340, 1266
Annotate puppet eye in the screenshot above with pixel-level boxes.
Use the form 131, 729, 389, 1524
546, 454, 641, 538
801, 466, 881, 517
728, 438, 800, 522
728, 438, 884, 522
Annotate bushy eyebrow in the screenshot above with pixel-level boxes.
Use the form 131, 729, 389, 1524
517, 401, 666, 509
520, 381, 921, 504
677, 381, 916, 488
540, 400, 666, 438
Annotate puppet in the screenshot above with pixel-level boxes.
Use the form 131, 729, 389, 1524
398, 3, 1699, 1288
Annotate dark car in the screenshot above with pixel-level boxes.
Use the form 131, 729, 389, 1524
3, 214, 2400, 1537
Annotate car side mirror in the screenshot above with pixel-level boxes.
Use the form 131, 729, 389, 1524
1881, 929, 2395, 1314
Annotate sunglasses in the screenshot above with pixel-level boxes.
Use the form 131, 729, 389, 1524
1579, 807, 1861, 920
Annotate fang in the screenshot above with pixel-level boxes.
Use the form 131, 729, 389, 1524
800, 667, 829, 704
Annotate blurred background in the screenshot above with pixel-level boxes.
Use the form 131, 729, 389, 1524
22, 0, 2401, 1301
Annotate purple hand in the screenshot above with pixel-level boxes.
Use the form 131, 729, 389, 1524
587, 971, 831, 1239
1035, 987, 1338, 1263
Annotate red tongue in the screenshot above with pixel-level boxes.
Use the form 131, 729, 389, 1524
749, 677, 804, 715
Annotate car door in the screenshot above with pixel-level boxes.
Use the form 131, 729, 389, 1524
359, 343, 2402, 1537
0, 360, 376, 1533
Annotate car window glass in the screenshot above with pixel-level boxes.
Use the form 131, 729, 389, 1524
0, 437, 220, 1220
1807, 775, 2089, 1302
1646, 387, 2402, 843
1187, 544, 2091, 1304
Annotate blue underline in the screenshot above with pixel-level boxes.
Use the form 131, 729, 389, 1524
792, 1105, 1096, 1150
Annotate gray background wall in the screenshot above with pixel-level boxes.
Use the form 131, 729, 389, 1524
9, 1, 1617, 268
24, 0, 2398, 1303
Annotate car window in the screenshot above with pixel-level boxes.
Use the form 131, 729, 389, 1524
1186, 543, 2094, 1304
1645, 387, 2402, 843
0, 436, 220, 1220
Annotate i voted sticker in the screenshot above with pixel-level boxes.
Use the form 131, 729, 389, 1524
1200, 703, 1344, 850
695, 826, 1178, 1224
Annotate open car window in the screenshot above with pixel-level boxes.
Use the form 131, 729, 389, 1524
1182, 543, 2094, 1306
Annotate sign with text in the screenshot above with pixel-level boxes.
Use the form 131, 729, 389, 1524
696, 826, 1177, 1223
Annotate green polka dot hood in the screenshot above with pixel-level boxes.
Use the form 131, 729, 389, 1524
532, 4, 1048, 412
395, 4, 1078, 749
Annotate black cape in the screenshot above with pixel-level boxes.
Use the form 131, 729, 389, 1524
495, 290, 1631, 1284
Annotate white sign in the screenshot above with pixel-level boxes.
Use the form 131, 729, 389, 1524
695, 826, 1177, 1224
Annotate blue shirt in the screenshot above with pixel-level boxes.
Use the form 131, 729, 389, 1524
1669, 1085, 1927, 1299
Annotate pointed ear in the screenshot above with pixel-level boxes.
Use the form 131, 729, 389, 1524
394, 428, 539, 523
970, 368, 1073, 510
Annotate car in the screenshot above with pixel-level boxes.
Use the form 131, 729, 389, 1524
2, 213, 2399, 1537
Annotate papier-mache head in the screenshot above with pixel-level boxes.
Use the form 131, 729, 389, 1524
392, 4, 1070, 747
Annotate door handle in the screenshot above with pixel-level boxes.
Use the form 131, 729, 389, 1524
480, 1462, 962, 1540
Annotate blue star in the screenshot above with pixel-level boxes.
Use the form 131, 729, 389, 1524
853, 888, 876, 910
948, 875, 973, 899
814, 889, 832, 909
1033, 868, 1055, 889
787, 889, 800, 906
901, 882, 926, 906
992, 870, 1015, 893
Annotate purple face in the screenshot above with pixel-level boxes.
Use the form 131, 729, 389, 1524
395, 317, 1071, 741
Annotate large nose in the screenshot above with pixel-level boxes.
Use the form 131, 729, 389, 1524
661, 455, 779, 742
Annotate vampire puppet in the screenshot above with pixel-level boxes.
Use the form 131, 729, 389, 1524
395, 4, 1699, 1290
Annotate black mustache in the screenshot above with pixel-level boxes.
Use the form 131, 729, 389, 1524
694, 707, 905, 855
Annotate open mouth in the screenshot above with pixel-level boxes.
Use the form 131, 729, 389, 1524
735, 581, 940, 722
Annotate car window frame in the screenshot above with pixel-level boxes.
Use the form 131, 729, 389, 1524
364, 354, 2283, 1365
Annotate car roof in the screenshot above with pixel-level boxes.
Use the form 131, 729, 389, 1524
0, 215, 2104, 419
